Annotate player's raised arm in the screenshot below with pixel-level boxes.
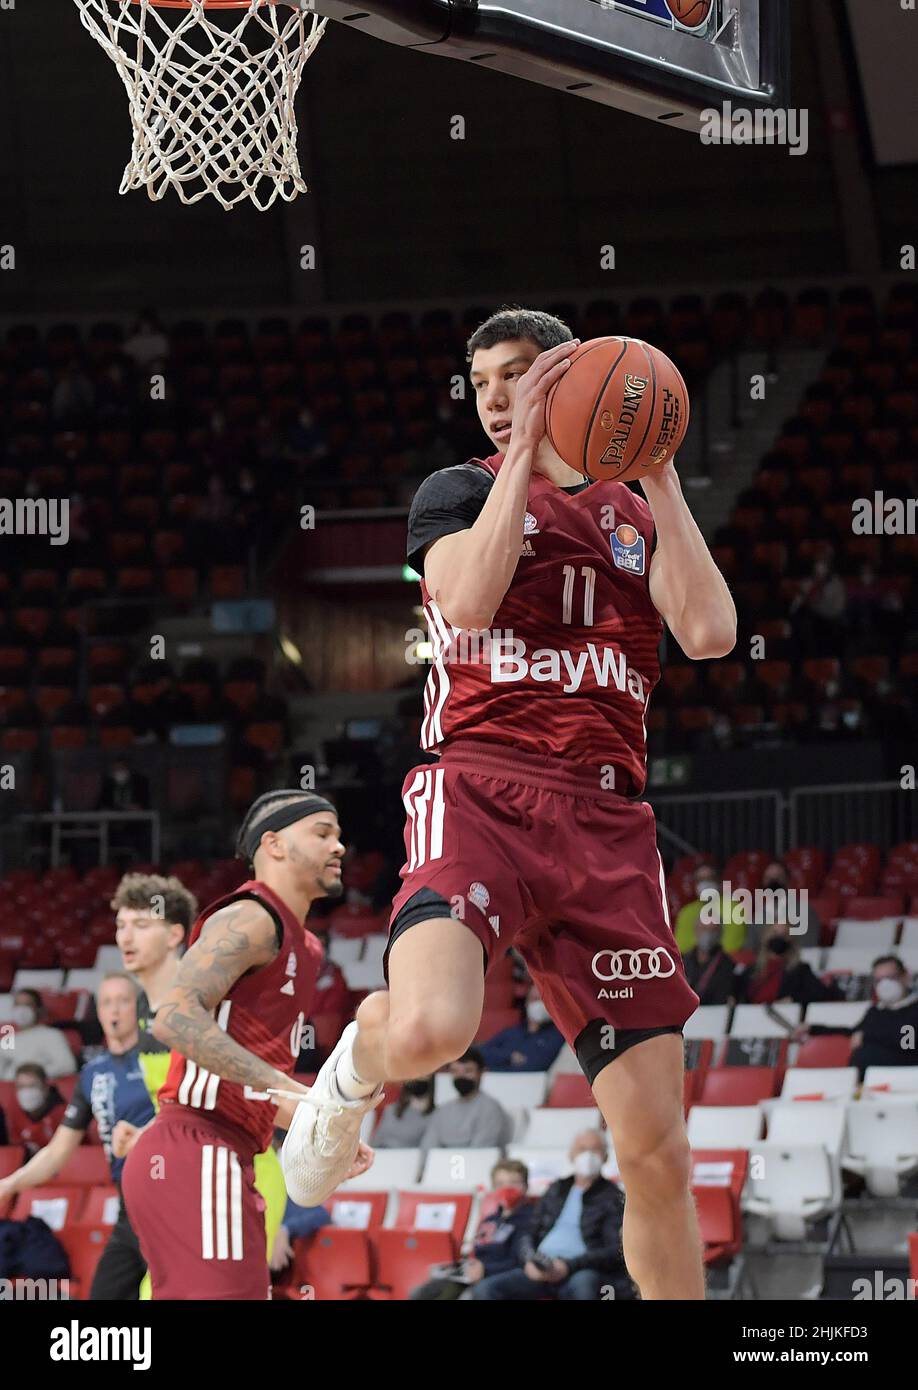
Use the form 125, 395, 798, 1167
424, 340, 578, 630
151, 899, 295, 1097
643, 460, 737, 660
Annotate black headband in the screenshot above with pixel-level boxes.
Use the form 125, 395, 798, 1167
236, 794, 337, 861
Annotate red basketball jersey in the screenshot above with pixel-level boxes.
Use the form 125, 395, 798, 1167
157, 880, 322, 1154
419, 453, 662, 790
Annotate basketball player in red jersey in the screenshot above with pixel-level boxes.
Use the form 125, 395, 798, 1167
121, 791, 374, 1299
282, 309, 736, 1300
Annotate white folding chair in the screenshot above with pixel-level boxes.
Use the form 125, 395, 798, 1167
833, 920, 899, 949
862, 1066, 918, 1098
686, 1105, 763, 1149
338, 1148, 422, 1190
780, 1067, 858, 1103
744, 1142, 838, 1240
12, 968, 65, 991
419, 1147, 502, 1191
522, 1106, 603, 1148
843, 1100, 918, 1196
684, 1005, 730, 1040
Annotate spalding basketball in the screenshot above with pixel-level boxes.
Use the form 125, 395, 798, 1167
665, 0, 714, 30
545, 337, 690, 484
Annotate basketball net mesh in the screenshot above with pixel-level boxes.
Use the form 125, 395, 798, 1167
72, 1, 326, 211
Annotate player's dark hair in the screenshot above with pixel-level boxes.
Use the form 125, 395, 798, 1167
872, 954, 906, 975
111, 874, 197, 934
236, 790, 313, 861
466, 306, 573, 363
458, 1046, 486, 1071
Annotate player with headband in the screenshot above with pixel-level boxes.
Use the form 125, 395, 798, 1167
121, 791, 375, 1300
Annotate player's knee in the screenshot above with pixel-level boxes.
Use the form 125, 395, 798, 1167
355, 989, 389, 1033
616, 1127, 692, 1206
385, 1008, 477, 1077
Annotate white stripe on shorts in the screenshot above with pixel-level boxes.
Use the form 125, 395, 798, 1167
201, 1143, 214, 1260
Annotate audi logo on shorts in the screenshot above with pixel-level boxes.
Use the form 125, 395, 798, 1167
591, 948, 676, 981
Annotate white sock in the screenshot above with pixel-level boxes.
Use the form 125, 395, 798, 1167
334, 1037, 378, 1101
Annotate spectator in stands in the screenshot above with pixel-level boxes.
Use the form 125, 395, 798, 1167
478, 987, 564, 1072
0, 974, 155, 1299
734, 922, 839, 1006
4, 1064, 67, 1158
0, 989, 77, 1081
98, 759, 150, 814
420, 1049, 513, 1151
470, 1131, 633, 1301
674, 864, 746, 955
411, 1159, 535, 1300
790, 555, 847, 654
681, 924, 738, 1006
744, 860, 821, 951
794, 955, 918, 1078
372, 1077, 435, 1149
311, 930, 350, 1017
269, 1197, 331, 1277
51, 360, 96, 427
123, 310, 169, 369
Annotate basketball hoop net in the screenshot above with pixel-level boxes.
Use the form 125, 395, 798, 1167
72, 1, 326, 211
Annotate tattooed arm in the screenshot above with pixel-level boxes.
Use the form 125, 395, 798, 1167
151, 899, 307, 1103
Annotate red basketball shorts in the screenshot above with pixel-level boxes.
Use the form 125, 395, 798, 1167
121, 1107, 270, 1301
386, 740, 698, 1072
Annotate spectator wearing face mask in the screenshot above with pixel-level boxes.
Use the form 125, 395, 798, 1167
0, 989, 78, 1081
410, 1160, 535, 1300
4, 1065, 67, 1157
793, 956, 918, 1079
372, 1076, 435, 1149
743, 861, 821, 952
419, 1049, 513, 1151
478, 988, 564, 1072
681, 925, 738, 1006
674, 864, 746, 955
733, 923, 839, 1007
470, 1131, 633, 1301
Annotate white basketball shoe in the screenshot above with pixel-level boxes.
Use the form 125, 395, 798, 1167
280, 1022, 383, 1207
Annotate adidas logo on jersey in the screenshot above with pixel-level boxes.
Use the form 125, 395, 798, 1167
286, 951, 297, 977
488, 915, 501, 937
520, 538, 536, 557
280, 980, 295, 996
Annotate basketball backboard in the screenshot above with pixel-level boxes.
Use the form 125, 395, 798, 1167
318, 0, 789, 134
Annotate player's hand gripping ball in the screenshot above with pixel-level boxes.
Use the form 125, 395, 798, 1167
546, 336, 690, 483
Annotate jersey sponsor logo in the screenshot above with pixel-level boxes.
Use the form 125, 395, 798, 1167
490, 636, 647, 701
469, 881, 491, 911
591, 947, 676, 981
610, 523, 646, 575
597, 987, 633, 1000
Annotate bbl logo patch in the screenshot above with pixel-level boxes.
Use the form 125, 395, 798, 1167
610, 522, 645, 575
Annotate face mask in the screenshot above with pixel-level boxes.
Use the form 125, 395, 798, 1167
16, 1087, 44, 1113
12, 1005, 37, 1028
767, 938, 790, 956
696, 930, 719, 952
572, 1151, 604, 1180
453, 1077, 477, 1098
402, 1081, 428, 1098
526, 1001, 551, 1026
874, 977, 905, 1005
491, 1185, 525, 1211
